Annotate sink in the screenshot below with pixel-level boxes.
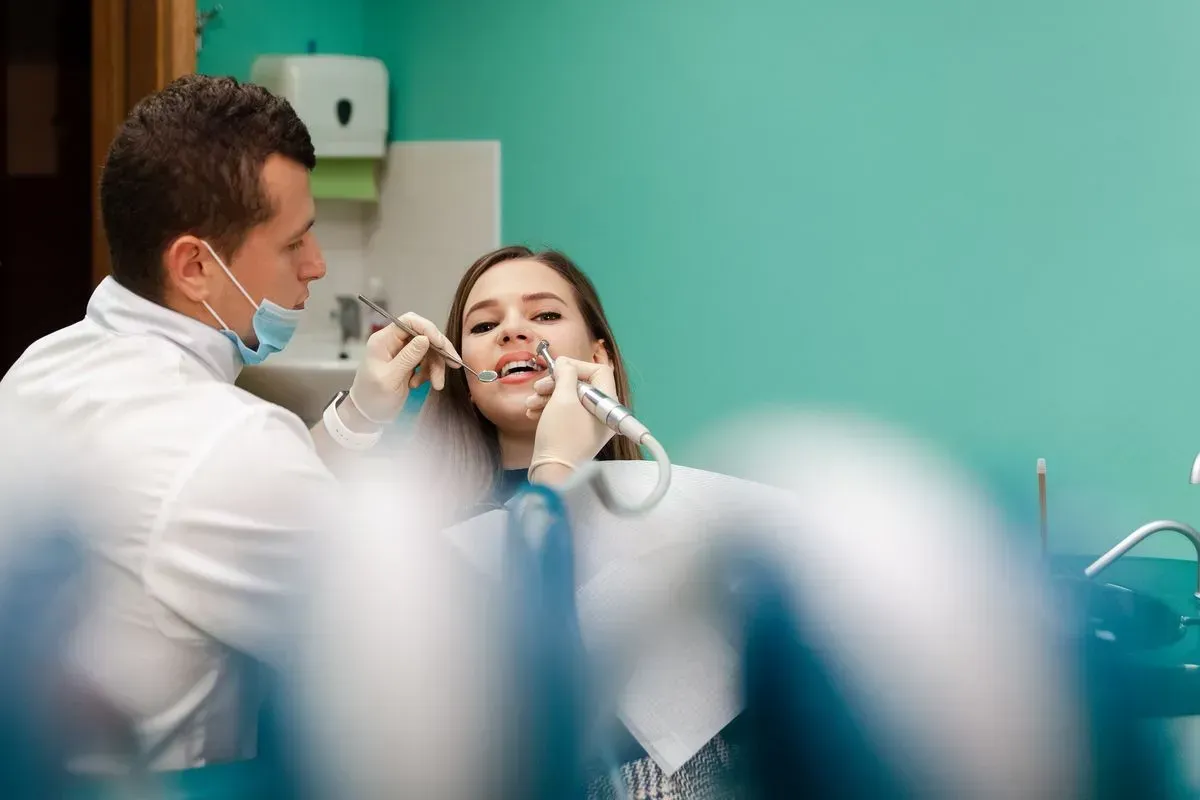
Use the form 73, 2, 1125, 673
1049, 557, 1200, 718
1051, 576, 1190, 653
235, 336, 365, 426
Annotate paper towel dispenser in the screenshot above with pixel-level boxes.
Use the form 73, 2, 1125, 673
250, 54, 389, 200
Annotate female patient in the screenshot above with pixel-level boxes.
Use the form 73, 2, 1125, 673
417, 245, 641, 512
416, 246, 739, 797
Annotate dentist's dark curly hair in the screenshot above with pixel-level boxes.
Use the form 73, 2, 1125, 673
99, 74, 315, 302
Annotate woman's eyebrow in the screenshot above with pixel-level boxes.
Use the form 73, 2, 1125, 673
466, 292, 567, 317
465, 298, 498, 317
523, 292, 566, 304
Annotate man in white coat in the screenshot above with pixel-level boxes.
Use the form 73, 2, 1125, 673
0, 73, 459, 772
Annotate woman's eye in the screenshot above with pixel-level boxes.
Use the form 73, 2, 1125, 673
534, 311, 562, 322
287, 239, 304, 252
469, 321, 496, 334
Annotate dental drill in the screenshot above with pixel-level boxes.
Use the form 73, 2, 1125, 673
536, 340, 672, 515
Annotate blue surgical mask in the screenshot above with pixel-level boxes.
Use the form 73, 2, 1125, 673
199, 241, 304, 366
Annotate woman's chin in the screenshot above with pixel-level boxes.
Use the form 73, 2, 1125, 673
480, 404, 539, 437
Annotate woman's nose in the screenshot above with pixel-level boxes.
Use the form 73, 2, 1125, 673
497, 315, 534, 344
500, 329, 532, 344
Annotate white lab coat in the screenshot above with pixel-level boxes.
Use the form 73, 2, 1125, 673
0, 276, 342, 771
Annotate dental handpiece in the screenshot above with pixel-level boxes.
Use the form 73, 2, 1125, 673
536, 340, 650, 442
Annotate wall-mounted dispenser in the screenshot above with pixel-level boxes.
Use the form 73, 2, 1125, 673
250, 54, 389, 202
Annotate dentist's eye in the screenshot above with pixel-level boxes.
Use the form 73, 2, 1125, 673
286, 240, 304, 252
469, 321, 497, 334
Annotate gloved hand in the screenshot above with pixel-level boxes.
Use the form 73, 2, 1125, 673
348, 313, 461, 425
526, 356, 617, 483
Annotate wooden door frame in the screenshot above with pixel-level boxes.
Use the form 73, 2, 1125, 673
90, 0, 196, 287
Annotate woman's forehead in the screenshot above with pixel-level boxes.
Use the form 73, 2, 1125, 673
465, 259, 576, 307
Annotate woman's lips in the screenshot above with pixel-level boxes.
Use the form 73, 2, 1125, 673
493, 351, 548, 385
498, 368, 542, 385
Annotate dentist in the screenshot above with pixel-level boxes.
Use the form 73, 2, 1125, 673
0, 74, 458, 772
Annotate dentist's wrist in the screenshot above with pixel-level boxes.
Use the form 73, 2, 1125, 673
338, 393, 387, 434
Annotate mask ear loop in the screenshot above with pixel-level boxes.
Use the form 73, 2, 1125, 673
203, 302, 234, 332
200, 240, 259, 310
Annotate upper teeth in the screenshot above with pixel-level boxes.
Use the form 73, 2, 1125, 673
501, 359, 540, 377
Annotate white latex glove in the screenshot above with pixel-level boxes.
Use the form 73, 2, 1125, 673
348, 313, 461, 425
526, 356, 617, 482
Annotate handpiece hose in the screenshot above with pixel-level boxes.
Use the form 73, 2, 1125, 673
535, 340, 669, 514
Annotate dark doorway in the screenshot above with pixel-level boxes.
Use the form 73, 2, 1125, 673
1, 0, 94, 373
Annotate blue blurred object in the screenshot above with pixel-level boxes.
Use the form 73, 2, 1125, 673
728, 549, 903, 799
728, 538, 1193, 800
500, 483, 593, 800
0, 520, 306, 800
0, 526, 91, 799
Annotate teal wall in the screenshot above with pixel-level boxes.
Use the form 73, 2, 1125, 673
202, 1, 1200, 559
195, 0, 365, 80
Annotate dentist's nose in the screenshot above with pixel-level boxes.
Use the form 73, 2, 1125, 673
302, 243, 326, 282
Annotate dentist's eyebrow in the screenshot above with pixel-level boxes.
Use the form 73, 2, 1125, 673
287, 218, 315, 241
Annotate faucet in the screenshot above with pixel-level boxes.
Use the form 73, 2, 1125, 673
333, 295, 361, 353
1084, 520, 1200, 601
1190, 452, 1200, 485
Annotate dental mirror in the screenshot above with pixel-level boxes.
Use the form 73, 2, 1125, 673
356, 295, 498, 382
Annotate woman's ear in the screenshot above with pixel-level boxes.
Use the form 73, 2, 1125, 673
591, 339, 611, 365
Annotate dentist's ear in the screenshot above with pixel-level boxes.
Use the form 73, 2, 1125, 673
163, 235, 213, 303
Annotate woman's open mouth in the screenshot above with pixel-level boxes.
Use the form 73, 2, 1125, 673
495, 352, 548, 384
